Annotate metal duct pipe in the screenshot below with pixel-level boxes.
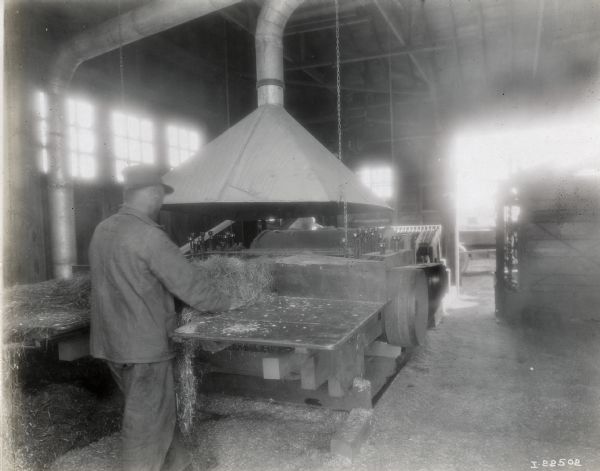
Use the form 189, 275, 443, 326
47, 0, 241, 278
255, 0, 305, 106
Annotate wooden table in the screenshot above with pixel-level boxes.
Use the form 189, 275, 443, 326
172, 295, 407, 410
173, 295, 384, 350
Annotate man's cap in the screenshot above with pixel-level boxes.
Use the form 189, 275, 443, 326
122, 164, 174, 194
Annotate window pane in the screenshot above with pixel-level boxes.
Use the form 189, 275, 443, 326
113, 112, 125, 135
142, 143, 154, 163
111, 111, 156, 180
167, 126, 177, 146
166, 124, 202, 168
114, 136, 127, 160
179, 129, 189, 149
37, 91, 48, 119
189, 131, 199, 151
40, 149, 49, 173
67, 99, 76, 125
115, 159, 127, 182
168, 150, 177, 168
78, 129, 94, 153
141, 120, 153, 141
68, 126, 77, 150
127, 116, 140, 139
128, 139, 141, 161
39, 121, 48, 146
80, 155, 96, 179
77, 101, 93, 128
69, 153, 79, 177
357, 166, 391, 199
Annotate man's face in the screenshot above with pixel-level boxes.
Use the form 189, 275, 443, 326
148, 185, 166, 219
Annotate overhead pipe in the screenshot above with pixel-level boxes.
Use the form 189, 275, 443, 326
255, 0, 305, 106
47, 0, 241, 278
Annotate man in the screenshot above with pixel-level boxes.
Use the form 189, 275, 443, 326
89, 164, 230, 471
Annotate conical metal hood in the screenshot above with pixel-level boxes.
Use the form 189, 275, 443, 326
162, 105, 391, 218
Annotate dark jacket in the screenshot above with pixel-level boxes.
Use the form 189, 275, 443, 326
89, 205, 229, 363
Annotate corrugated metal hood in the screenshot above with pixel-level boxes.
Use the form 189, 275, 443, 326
163, 0, 391, 217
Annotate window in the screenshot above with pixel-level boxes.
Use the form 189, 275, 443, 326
166, 124, 200, 168
67, 98, 96, 179
357, 166, 393, 199
35, 91, 49, 173
112, 111, 155, 181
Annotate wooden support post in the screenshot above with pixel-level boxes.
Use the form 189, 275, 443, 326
301, 351, 332, 390
330, 408, 373, 461
328, 337, 366, 397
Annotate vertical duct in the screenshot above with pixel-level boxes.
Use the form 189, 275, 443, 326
255, 0, 305, 106
46, 0, 241, 278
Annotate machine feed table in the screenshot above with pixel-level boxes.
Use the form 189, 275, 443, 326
173, 294, 398, 409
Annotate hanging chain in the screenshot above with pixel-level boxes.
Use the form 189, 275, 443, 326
335, 0, 342, 163
334, 0, 349, 255
118, 0, 125, 107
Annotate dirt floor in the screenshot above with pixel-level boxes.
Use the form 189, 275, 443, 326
8, 261, 600, 470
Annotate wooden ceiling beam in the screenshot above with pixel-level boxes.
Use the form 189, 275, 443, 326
285, 78, 429, 96
284, 16, 369, 36
532, 0, 546, 79
219, 4, 330, 88
474, 0, 491, 84
285, 43, 448, 71
448, 0, 465, 84
372, 0, 432, 87
417, 0, 444, 129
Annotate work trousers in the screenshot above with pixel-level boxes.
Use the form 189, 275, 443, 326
108, 360, 191, 471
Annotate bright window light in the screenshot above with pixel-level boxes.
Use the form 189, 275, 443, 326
357, 165, 393, 199
167, 124, 201, 168
67, 97, 97, 179
453, 106, 600, 229
112, 111, 155, 181
35, 91, 49, 173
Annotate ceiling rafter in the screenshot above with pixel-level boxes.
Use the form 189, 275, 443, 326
372, 0, 432, 87
219, 4, 330, 88
474, 0, 491, 85
286, 43, 448, 71
506, 0, 516, 81
417, 0, 443, 129
448, 0, 465, 84
285, 78, 429, 96
532, 0, 546, 79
